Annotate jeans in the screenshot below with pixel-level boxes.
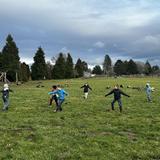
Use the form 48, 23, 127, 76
56, 99, 64, 111
2, 96, 9, 110
50, 95, 58, 106
147, 93, 152, 102
111, 99, 122, 112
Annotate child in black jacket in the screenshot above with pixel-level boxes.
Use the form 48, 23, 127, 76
105, 85, 130, 112
81, 83, 92, 99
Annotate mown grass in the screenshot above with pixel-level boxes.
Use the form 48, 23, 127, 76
0, 77, 160, 160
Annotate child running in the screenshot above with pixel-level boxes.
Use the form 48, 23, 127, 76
81, 83, 92, 99
145, 83, 152, 102
105, 84, 130, 112
48, 85, 68, 112
48, 85, 59, 108
1, 84, 13, 111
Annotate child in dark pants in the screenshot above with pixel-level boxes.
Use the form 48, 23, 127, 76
48, 85, 68, 112
1, 84, 13, 111
81, 83, 92, 99
48, 85, 59, 109
105, 84, 130, 112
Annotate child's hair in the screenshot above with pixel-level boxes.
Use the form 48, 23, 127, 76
115, 84, 119, 88
52, 85, 57, 89
4, 84, 9, 89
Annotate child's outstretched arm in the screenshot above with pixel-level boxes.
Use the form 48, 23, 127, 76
48, 90, 57, 95
9, 89, 13, 92
64, 90, 69, 96
89, 85, 92, 91
105, 90, 114, 97
120, 90, 130, 97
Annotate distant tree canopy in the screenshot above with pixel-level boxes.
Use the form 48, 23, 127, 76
52, 53, 66, 79
127, 59, 139, 75
51, 53, 75, 79
0, 35, 159, 81
144, 60, 152, 75
114, 60, 126, 75
114, 59, 140, 75
103, 54, 112, 75
92, 65, 103, 75
19, 62, 30, 82
65, 53, 74, 79
31, 47, 47, 80
74, 58, 88, 78
152, 65, 159, 74
1, 34, 20, 81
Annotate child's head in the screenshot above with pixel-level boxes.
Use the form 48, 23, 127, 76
57, 84, 62, 89
114, 84, 119, 89
146, 83, 150, 88
4, 84, 9, 89
52, 85, 57, 90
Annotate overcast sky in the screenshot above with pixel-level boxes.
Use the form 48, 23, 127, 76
0, 0, 160, 66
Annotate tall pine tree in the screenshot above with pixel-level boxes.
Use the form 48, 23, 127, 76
127, 59, 138, 75
65, 53, 74, 79
114, 60, 125, 75
103, 55, 112, 75
75, 58, 83, 77
92, 65, 103, 75
46, 61, 53, 80
52, 53, 66, 79
1, 34, 20, 81
31, 47, 47, 80
19, 62, 30, 82
144, 60, 152, 75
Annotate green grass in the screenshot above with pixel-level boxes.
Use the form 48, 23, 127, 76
0, 77, 160, 160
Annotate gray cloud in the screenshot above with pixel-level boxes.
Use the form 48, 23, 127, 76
0, 0, 160, 66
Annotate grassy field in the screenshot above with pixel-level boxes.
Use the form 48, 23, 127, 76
0, 77, 160, 160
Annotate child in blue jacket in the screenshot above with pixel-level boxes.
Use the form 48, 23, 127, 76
48, 85, 68, 112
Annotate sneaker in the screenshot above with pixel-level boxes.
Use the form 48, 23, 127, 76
53, 109, 57, 113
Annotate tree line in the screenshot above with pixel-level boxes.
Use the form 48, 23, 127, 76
92, 55, 160, 76
0, 34, 159, 82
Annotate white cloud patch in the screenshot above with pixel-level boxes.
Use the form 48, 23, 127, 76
59, 47, 70, 53
135, 35, 160, 46
94, 41, 105, 48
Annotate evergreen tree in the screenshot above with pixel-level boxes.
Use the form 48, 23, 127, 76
103, 54, 112, 75
65, 53, 74, 78
81, 61, 88, 72
144, 60, 152, 75
127, 59, 138, 74
46, 61, 53, 80
31, 47, 47, 80
114, 60, 125, 75
1, 34, 20, 81
52, 53, 66, 79
92, 65, 102, 75
20, 62, 30, 82
123, 61, 128, 75
136, 61, 145, 74
152, 65, 159, 74
75, 58, 84, 77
